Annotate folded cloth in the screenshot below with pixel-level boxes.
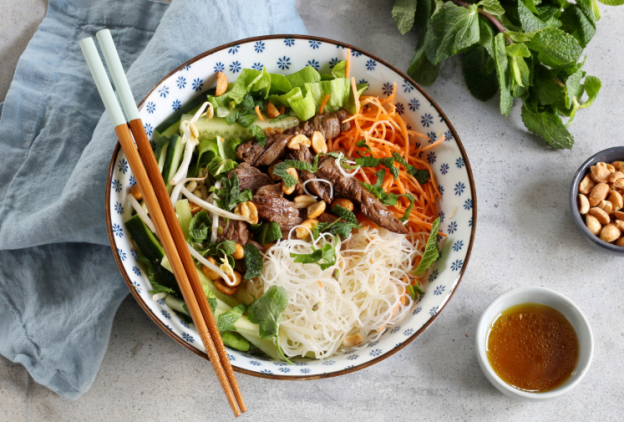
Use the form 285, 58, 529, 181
0, 0, 306, 399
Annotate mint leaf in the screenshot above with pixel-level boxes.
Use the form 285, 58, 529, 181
560, 5, 596, 48
477, 0, 505, 17
399, 193, 415, 222
248, 286, 288, 339
462, 46, 498, 102
250, 222, 283, 244
510, 56, 530, 89
414, 217, 441, 276
425, 2, 481, 65
493, 33, 513, 116
533, 65, 561, 105
189, 211, 212, 243
565, 70, 584, 110
580, 75, 601, 109
597, 0, 624, 5
217, 304, 247, 332
517, 0, 561, 32
249, 124, 267, 146
521, 104, 574, 149
506, 43, 531, 58
526, 27, 582, 69
291, 242, 337, 271
331, 205, 359, 225
214, 173, 253, 211
477, 16, 495, 57
408, 0, 439, 86
392, 0, 418, 35
206, 157, 238, 178
243, 243, 263, 280
391, 152, 430, 183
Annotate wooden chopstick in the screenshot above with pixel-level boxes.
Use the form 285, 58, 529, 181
95, 29, 246, 413
80, 36, 243, 416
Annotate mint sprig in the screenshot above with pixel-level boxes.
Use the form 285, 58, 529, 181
391, 0, 613, 149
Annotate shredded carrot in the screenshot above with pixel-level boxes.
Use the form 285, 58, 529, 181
280, 105, 285, 115
350, 77, 360, 115
318, 94, 331, 114
255, 105, 264, 121
345, 48, 351, 78
327, 93, 441, 234
318, 281, 323, 288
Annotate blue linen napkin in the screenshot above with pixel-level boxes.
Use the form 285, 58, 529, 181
0, 0, 306, 400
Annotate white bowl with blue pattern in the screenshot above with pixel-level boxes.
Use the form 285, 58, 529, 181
105, 35, 477, 379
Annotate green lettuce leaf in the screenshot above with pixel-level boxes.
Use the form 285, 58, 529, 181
285, 65, 321, 90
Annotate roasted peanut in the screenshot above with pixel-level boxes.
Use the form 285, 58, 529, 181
262, 242, 276, 250
214, 279, 239, 295
610, 171, 624, 184
585, 215, 602, 235
587, 207, 610, 225
599, 200, 614, 215
282, 168, 298, 195
609, 190, 623, 211
295, 219, 318, 239
311, 131, 328, 154
591, 165, 611, 183
130, 184, 143, 201
614, 211, 624, 220
617, 237, 624, 247
612, 161, 624, 172
266, 101, 280, 118
578, 194, 590, 214
343, 334, 363, 347
202, 257, 221, 281
579, 174, 595, 195
287, 134, 311, 150
215, 71, 228, 96
589, 183, 610, 206
600, 223, 621, 243
232, 243, 245, 260
614, 179, 624, 190
615, 220, 624, 232
307, 201, 326, 219
247, 201, 258, 224
231, 271, 243, 286
294, 195, 317, 208
234, 201, 250, 218
331, 198, 354, 212
268, 160, 282, 181
189, 201, 202, 215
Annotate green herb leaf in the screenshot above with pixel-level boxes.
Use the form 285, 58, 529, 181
517, 0, 561, 32
250, 222, 283, 244
425, 2, 481, 65
560, 4, 596, 48
382, 193, 399, 206
506, 43, 531, 58
248, 285, 288, 339
399, 193, 415, 222
206, 157, 238, 178
392, 0, 418, 35
248, 124, 267, 146
565, 70, 584, 110
525, 27, 582, 69
243, 243, 263, 280
354, 157, 381, 167
139, 256, 175, 295
217, 304, 247, 332
596, 0, 624, 6
493, 33, 513, 116
414, 217, 440, 276
189, 211, 212, 243
521, 103, 574, 149
356, 139, 371, 154
391, 152, 430, 184
236, 112, 258, 128
407, 283, 426, 301
291, 242, 337, 271
214, 173, 253, 211
477, 0, 505, 17
579, 75, 601, 109
462, 46, 498, 102
407, 30, 440, 86
331, 204, 359, 225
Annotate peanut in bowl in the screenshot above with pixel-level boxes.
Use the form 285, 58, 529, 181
570, 147, 624, 255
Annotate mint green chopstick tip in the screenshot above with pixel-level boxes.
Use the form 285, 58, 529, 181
79, 37, 126, 127
96, 29, 141, 122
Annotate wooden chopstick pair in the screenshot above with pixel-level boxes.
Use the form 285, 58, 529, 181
80, 30, 245, 417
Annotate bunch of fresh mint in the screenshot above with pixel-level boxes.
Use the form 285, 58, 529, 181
392, 0, 622, 149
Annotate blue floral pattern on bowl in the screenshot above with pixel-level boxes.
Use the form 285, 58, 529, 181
106, 36, 475, 379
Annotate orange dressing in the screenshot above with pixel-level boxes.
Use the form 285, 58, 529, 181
487, 303, 579, 393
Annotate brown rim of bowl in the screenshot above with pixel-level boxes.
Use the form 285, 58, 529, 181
105, 34, 477, 381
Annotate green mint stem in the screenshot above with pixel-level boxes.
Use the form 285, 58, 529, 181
449, 0, 513, 44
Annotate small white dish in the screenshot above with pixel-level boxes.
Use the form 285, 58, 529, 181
475, 287, 593, 401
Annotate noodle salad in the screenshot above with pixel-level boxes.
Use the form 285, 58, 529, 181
124, 56, 441, 362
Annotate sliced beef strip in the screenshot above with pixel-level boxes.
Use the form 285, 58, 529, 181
300, 113, 341, 140
317, 212, 339, 223
315, 158, 408, 234
216, 219, 250, 245
255, 183, 283, 198
285, 147, 332, 203
237, 131, 294, 166
336, 110, 351, 133
252, 196, 303, 233
230, 162, 273, 194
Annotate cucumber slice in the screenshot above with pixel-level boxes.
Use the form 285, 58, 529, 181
161, 134, 184, 192
154, 88, 215, 136
197, 269, 240, 308
125, 215, 179, 295
157, 141, 169, 173
181, 114, 300, 141
175, 199, 192, 240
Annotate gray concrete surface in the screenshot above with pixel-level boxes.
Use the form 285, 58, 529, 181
2, 0, 624, 421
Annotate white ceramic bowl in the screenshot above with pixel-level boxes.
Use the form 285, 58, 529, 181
106, 35, 477, 379
475, 287, 593, 401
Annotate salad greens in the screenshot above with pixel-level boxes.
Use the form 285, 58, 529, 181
391, 0, 618, 149
247, 286, 291, 362
250, 222, 283, 244
290, 241, 338, 271
243, 243, 263, 280
211, 173, 253, 211
188, 211, 212, 243
217, 303, 247, 332
414, 217, 441, 276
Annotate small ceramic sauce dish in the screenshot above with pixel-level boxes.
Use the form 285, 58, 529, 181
475, 287, 593, 401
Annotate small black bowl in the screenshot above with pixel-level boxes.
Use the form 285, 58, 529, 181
570, 146, 624, 255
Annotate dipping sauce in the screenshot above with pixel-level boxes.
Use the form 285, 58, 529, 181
487, 303, 579, 393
